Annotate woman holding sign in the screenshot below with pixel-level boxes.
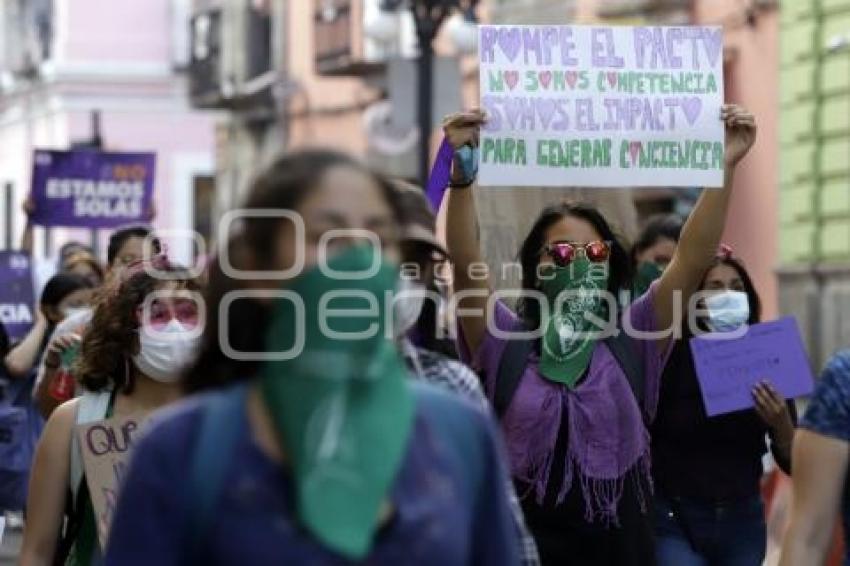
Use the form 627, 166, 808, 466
20, 257, 201, 565
651, 248, 796, 566
443, 105, 756, 565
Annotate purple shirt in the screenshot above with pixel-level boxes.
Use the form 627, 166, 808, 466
103, 387, 520, 566
458, 283, 673, 524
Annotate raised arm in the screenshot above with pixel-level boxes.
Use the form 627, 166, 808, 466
654, 105, 757, 335
20, 195, 35, 254
443, 110, 493, 355
4, 311, 49, 378
779, 430, 848, 566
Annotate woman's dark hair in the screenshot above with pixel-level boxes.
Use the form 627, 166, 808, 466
75, 264, 200, 393
40, 273, 94, 308
516, 202, 632, 331
107, 225, 160, 266
183, 149, 405, 394
631, 213, 684, 267
699, 255, 762, 325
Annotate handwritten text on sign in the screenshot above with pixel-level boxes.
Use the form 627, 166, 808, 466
478, 25, 725, 188
77, 414, 147, 549
689, 317, 814, 417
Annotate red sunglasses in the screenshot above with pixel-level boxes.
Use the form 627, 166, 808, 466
542, 241, 611, 267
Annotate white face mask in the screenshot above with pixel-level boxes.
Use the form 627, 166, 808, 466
393, 278, 427, 340
704, 290, 750, 333
132, 319, 201, 383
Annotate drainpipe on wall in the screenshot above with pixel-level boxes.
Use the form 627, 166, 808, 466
810, 0, 826, 367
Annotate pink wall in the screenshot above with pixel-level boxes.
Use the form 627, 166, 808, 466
60, 0, 171, 62
693, 1, 780, 319
1, 0, 216, 257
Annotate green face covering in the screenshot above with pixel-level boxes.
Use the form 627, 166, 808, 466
633, 261, 664, 298
538, 257, 610, 389
259, 245, 414, 560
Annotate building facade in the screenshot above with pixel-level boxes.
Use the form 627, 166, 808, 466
190, 0, 785, 322
779, 0, 850, 368
0, 0, 218, 264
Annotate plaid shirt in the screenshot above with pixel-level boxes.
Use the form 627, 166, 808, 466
403, 343, 541, 566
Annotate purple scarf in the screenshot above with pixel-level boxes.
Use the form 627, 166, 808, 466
459, 294, 669, 526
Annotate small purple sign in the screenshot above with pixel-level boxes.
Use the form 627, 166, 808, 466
0, 251, 35, 341
690, 317, 815, 417
30, 149, 155, 228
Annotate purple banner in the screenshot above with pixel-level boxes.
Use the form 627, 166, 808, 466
30, 150, 155, 228
0, 251, 35, 341
690, 317, 815, 417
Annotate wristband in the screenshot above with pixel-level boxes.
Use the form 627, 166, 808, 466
449, 178, 476, 189
454, 145, 479, 186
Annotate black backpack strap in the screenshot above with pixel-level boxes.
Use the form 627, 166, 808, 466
493, 338, 535, 419
494, 333, 645, 420
604, 329, 646, 415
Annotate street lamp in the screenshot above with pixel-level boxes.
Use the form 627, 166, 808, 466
374, 0, 479, 185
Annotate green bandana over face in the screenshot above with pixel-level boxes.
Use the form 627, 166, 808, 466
633, 261, 664, 298
538, 257, 610, 389
260, 245, 414, 560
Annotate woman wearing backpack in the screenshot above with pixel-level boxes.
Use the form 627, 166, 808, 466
652, 247, 796, 565
103, 150, 520, 565
443, 106, 756, 565
19, 258, 201, 565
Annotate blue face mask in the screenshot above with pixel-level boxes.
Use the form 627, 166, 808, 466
704, 290, 750, 332
454, 145, 479, 183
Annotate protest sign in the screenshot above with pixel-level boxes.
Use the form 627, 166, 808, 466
30, 150, 155, 228
0, 252, 35, 341
77, 414, 147, 549
478, 25, 725, 187
690, 317, 814, 417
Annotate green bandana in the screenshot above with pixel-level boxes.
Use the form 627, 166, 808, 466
633, 261, 664, 298
538, 257, 610, 389
260, 245, 414, 560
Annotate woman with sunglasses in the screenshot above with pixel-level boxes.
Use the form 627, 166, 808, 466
652, 248, 795, 566
443, 105, 757, 565
20, 258, 201, 566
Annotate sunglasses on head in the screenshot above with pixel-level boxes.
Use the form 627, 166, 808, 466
542, 240, 611, 267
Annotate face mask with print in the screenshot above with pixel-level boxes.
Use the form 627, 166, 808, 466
704, 290, 750, 333
132, 319, 201, 383
393, 278, 427, 339
538, 257, 610, 389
